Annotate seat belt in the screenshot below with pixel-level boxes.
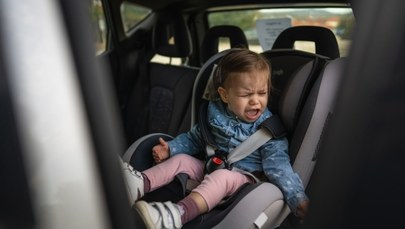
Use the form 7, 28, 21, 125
227, 115, 287, 164
227, 129, 271, 164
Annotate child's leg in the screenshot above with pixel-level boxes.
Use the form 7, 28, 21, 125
192, 169, 252, 210
122, 154, 204, 205
133, 155, 204, 229
177, 169, 252, 224
143, 154, 205, 192
135, 169, 252, 228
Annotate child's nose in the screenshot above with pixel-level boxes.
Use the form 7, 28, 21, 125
249, 94, 260, 104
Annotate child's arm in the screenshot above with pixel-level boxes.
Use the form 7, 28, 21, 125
167, 125, 205, 157
260, 137, 309, 218
151, 125, 204, 163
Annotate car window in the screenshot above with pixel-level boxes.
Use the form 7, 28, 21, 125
91, 0, 108, 55
208, 7, 354, 56
120, 1, 151, 34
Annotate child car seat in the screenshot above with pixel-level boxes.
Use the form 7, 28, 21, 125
123, 26, 344, 228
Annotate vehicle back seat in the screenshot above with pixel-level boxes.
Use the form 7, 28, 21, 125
199, 25, 249, 65
124, 12, 200, 144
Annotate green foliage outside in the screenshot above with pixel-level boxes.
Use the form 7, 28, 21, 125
121, 3, 151, 32
209, 9, 355, 40
336, 13, 355, 40
209, 10, 259, 31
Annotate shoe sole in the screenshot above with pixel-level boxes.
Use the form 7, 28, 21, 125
135, 201, 157, 229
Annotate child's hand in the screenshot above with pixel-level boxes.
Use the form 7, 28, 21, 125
296, 199, 310, 223
152, 137, 170, 164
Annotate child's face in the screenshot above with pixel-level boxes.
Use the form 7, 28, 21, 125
218, 70, 269, 123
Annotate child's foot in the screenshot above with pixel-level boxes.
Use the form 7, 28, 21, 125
121, 161, 144, 205
135, 200, 182, 229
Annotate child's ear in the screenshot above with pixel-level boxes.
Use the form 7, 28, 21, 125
217, 87, 228, 103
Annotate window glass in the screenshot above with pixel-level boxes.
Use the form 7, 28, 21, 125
208, 8, 355, 56
91, 0, 107, 55
120, 1, 151, 33
150, 55, 183, 65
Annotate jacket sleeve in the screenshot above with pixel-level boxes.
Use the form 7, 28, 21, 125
167, 124, 205, 156
260, 137, 309, 215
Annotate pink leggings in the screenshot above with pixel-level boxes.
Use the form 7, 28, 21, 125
143, 154, 252, 210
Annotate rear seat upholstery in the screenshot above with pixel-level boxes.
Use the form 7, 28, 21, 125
199, 25, 249, 65
124, 12, 200, 144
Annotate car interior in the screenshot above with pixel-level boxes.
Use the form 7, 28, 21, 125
116, 1, 349, 228
2, 0, 405, 228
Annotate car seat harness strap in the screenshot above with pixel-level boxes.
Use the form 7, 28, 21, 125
199, 102, 287, 174
227, 115, 286, 165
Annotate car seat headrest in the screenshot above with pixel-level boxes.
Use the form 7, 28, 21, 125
153, 12, 192, 58
278, 60, 317, 133
272, 26, 340, 59
200, 25, 249, 64
201, 65, 220, 101
191, 50, 232, 125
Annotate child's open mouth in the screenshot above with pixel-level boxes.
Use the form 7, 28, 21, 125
246, 109, 260, 120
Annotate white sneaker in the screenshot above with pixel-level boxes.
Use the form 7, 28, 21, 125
135, 201, 182, 229
121, 161, 144, 206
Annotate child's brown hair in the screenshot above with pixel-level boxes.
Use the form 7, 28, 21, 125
213, 48, 271, 90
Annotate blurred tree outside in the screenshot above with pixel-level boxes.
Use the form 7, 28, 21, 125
120, 2, 151, 33
90, 0, 107, 54
336, 13, 355, 40
209, 10, 258, 31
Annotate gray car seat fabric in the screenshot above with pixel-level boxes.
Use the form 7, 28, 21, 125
191, 50, 231, 126
200, 25, 249, 65
292, 58, 346, 186
262, 26, 340, 132
262, 50, 329, 133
